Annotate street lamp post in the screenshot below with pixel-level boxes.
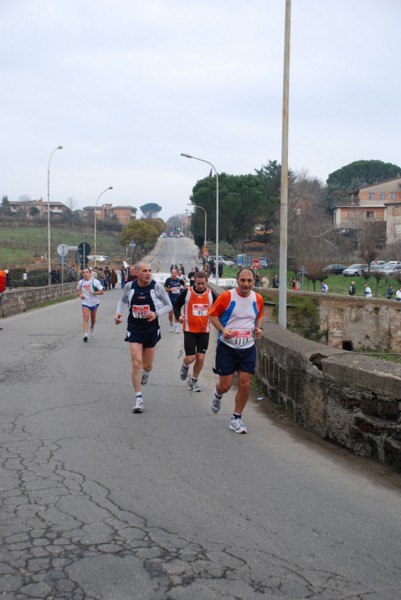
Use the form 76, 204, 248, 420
279, 0, 292, 328
47, 145, 63, 286
187, 203, 207, 250
94, 187, 113, 268
181, 153, 219, 285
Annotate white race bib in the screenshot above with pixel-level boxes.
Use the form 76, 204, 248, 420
232, 330, 252, 346
132, 304, 150, 319
192, 303, 208, 316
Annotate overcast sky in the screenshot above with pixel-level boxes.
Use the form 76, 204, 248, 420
1, 0, 400, 221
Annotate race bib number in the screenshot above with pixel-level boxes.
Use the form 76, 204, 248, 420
170, 286, 180, 294
232, 330, 252, 346
132, 304, 150, 319
192, 303, 208, 316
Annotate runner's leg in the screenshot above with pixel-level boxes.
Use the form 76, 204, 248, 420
81, 306, 90, 334
234, 370, 252, 415
90, 307, 97, 328
192, 353, 205, 379
129, 343, 144, 393
142, 346, 157, 374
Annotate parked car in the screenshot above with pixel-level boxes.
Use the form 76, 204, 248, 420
342, 263, 367, 276
323, 263, 346, 275
87, 255, 110, 263
208, 256, 235, 267
379, 261, 401, 276
257, 258, 269, 268
369, 260, 386, 272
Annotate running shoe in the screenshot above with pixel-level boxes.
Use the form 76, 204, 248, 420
180, 364, 189, 380
187, 379, 201, 392
210, 392, 222, 414
132, 397, 144, 413
169, 323, 175, 333
90, 325, 95, 337
229, 417, 247, 434
141, 370, 149, 385
83, 334, 88, 343
174, 323, 180, 334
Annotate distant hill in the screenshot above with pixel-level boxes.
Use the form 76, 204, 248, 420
0, 219, 124, 269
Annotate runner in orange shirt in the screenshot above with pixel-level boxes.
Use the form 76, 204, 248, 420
174, 271, 217, 392
208, 267, 264, 434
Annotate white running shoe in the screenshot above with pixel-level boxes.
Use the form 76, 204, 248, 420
90, 325, 95, 337
210, 393, 222, 414
169, 323, 175, 333
187, 379, 201, 392
141, 370, 149, 385
180, 364, 189, 380
174, 323, 180, 334
229, 417, 247, 434
132, 397, 144, 413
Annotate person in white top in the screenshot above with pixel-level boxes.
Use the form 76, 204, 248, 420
364, 284, 372, 298
396, 287, 401, 302
76, 268, 104, 342
208, 267, 264, 434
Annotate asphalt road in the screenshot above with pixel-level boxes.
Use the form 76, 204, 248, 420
1, 237, 401, 600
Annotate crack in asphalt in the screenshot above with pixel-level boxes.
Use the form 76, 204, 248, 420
1, 414, 388, 600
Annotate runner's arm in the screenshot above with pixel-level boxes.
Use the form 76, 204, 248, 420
115, 285, 130, 321
94, 279, 104, 296
154, 282, 173, 317
173, 289, 188, 321
76, 281, 84, 299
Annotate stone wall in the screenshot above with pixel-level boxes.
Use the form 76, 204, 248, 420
0, 283, 77, 318
256, 321, 401, 472
264, 289, 401, 353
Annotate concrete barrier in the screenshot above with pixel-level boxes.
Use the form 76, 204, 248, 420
256, 321, 401, 472
0, 283, 77, 318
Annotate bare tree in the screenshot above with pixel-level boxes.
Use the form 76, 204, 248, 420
66, 197, 78, 211
288, 171, 334, 266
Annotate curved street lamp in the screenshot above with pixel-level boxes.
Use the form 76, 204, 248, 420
47, 145, 63, 286
187, 203, 207, 251
94, 187, 113, 268
181, 153, 219, 285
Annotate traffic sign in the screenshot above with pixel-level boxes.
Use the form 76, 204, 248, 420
78, 242, 91, 256
252, 259, 260, 270
57, 243, 69, 257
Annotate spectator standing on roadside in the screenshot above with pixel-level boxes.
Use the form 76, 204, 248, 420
349, 281, 356, 296
208, 267, 264, 435
76, 267, 104, 342
364, 283, 372, 298
110, 268, 118, 289
272, 274, 279, 288
396, 286, 401, 302
104, 267, 111, 290
121, 265, 128, 288
261, 274, 270, 289
386, 284, 394, 300
321, 282, 329, 293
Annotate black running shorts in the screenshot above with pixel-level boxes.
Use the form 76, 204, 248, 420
183, 331, 210, 356
125, 327, 161, 348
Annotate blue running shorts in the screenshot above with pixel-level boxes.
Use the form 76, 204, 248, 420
213, 341, 256, 376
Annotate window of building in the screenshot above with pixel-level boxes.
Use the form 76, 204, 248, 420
389, 193, 396, 200
368, 193, 375, 200
378, 193, 385, 201
366, 211, 374, 219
